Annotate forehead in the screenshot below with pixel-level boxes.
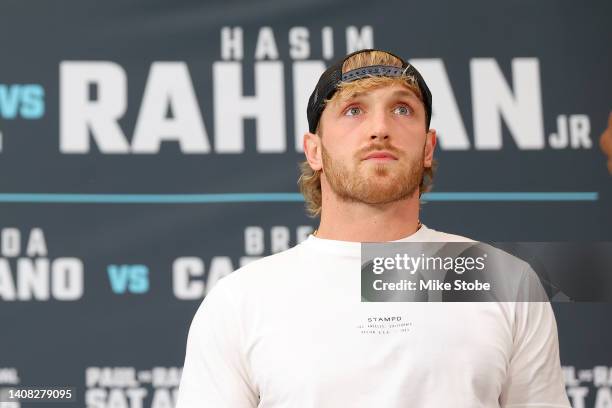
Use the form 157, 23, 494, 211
331, 83, 420, 107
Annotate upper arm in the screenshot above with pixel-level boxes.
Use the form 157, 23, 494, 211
176, 279, 258, 408
499, 297, 570, 407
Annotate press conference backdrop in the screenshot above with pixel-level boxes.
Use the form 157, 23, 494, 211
0, 0, 611, 406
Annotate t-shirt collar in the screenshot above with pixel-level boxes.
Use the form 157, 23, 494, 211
302, 224, 432, 257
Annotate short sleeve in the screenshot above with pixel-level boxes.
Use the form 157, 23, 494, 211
499, 296, 571, 407
176, 278, 258, 408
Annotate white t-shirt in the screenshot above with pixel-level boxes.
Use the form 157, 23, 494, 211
176, 225, 570, 408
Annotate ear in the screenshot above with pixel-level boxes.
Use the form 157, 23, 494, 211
424, 128, 437, 168
303, 132, 323, 171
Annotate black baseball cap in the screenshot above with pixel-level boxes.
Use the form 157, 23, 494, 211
306, 48, 433, 134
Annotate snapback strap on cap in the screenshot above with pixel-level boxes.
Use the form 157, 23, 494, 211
341, 65, 409, 82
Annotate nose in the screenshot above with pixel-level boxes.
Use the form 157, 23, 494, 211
369, 108, 391, 141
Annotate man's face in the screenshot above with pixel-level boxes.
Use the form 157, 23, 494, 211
315, 82, 435, 205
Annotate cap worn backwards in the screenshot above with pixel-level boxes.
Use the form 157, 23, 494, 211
306, 48, 433, 134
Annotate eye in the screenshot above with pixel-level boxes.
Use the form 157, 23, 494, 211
393, 105, 412, 116
344, 106, 362, 116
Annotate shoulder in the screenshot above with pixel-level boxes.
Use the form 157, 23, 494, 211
194, 244, 305, 319
421, 225, 529, 269
215, 244, 305, 292
422, 225, 545, 299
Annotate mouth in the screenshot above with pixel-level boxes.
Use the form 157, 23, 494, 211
362, 151, 398, 162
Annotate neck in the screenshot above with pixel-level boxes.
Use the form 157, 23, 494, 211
314, 189, 421, 242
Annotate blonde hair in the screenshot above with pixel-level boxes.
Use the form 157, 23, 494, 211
298, 50, 436, 217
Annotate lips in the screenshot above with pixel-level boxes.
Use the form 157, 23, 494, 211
363, 151, 398, 160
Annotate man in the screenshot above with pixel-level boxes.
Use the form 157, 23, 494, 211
176, 49, 570, 407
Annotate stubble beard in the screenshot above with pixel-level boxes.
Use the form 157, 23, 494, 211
321, 143, 424, 205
